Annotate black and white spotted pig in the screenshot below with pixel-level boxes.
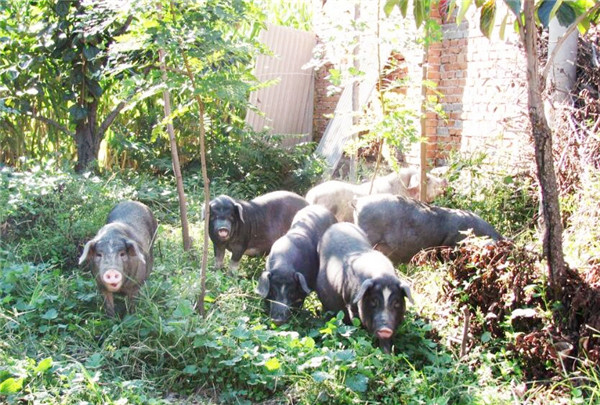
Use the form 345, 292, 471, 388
79, 201, 158, 317
205, 191, 309, 270
316, 222, 413, 353
257, 205, 337, 325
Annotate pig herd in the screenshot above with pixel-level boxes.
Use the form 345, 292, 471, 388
80, 168, 502, 353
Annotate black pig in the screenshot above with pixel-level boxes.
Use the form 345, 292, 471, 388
79, 201, 158, 317
257, 205, 337, 325
205, 191, 308, 270
316, 222, 413, 353
354, 193, 503, 264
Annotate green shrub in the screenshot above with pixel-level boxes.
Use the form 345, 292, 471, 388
434, 153, 538, 239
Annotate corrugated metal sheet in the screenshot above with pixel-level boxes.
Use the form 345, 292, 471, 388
246, 24, 316, 148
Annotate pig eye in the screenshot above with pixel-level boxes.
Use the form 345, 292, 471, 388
393, 300, 402, 309
120, 251, 127, 258
95, 253, 102, 259
370, 298, 378, 307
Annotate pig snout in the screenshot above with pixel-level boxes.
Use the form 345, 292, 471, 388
376, 327, 394, 339
270, 301, 292, 326
214, 220, 232, 241
102, 269, 124, 292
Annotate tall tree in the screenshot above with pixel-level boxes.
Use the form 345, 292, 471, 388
0, 0, 141, 172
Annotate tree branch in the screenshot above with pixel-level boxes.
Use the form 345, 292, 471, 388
30, 114, 75, 137
98, 101, 126, 136
541, 1, 600, 83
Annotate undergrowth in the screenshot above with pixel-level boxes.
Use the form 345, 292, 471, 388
1, 159, 596, 404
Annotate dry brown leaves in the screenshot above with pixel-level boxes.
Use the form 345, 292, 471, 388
413, 239, 600, 380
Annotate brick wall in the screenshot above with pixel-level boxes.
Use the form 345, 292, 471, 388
312, 2, 532, 170
312, 61, 341, 143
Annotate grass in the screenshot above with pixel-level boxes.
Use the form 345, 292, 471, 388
1, 162, 598, 404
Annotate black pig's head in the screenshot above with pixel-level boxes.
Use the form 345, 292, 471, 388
353, 275, 413, 354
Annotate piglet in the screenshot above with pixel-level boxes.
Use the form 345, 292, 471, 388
79, 201, 157, 317
257, 205, 337, 325
316, 222, 413, 353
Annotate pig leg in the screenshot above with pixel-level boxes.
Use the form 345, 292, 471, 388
125, 287, 140, 314
102, 290, 116, 317
214, 245, 226, 269
229, 249, 244, 273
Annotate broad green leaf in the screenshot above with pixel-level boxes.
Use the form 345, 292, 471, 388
183, 365, 198, 375
537, 0, 554, 27
398, 0, 409, 17
480, 0, 497, 38
264, 357, 281, 371
556, 2, 577, 27
33, 357, 53, 374
55, 0, 70, 17
414, 0, 426, 28
499, 12, 509, 40
346, 373, 369, 393
0, 377, 23, 394
384, 0, 400, 17
457, 0, 473, 24
69, 105, 88, 121
86, 79, 103, 98
85, 353, 104, 369
41, 308, 58, 320
312, 371, 333, 382
83, 46, 100, 61
505, 0, 522, 16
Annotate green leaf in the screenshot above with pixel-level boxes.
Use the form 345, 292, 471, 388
505, 0, 522, 16
537, 0, 554, 27
312, 371, 333, 382
346, 373, 369, 393
0, 377, 23, 394
556, 2, 577, 27
414, 0, 426, 28
264, 357, 281, 371
384, 0, 400, 17
85, 353, 104, 369
183, 365, 198, 375
480, 0, 497, 38
55, 0, 70, 17
83, 46, 100, 61
69, 105, 88, 121
398, 0, 410, 17
86, 79, 103, 98
481, 331, 492, 343
33, 357, 53, 374
457, 0, 472, 24
41, 308, 58, 320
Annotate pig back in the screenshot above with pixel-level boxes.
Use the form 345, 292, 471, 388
316, 223, 373, 312
107, 201, 158, 254
355, 194, 448, 264
242, 191, 308, 254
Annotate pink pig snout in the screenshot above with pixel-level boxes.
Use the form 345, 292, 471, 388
102, 269, 124, 292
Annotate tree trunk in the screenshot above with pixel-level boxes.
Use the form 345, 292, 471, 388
523, 0, 566, 293
74, 100, 101, 173
158, 47, 192, 252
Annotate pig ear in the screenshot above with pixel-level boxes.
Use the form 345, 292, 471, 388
235, 202, 245, 223
295, 273, 311, 294
125, 239, 146, 264
256, 271, 270, 298
407, 173, 420, 198
78, 240, 96, 265
352, 279, 374, 305
399, 283, 415, 305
